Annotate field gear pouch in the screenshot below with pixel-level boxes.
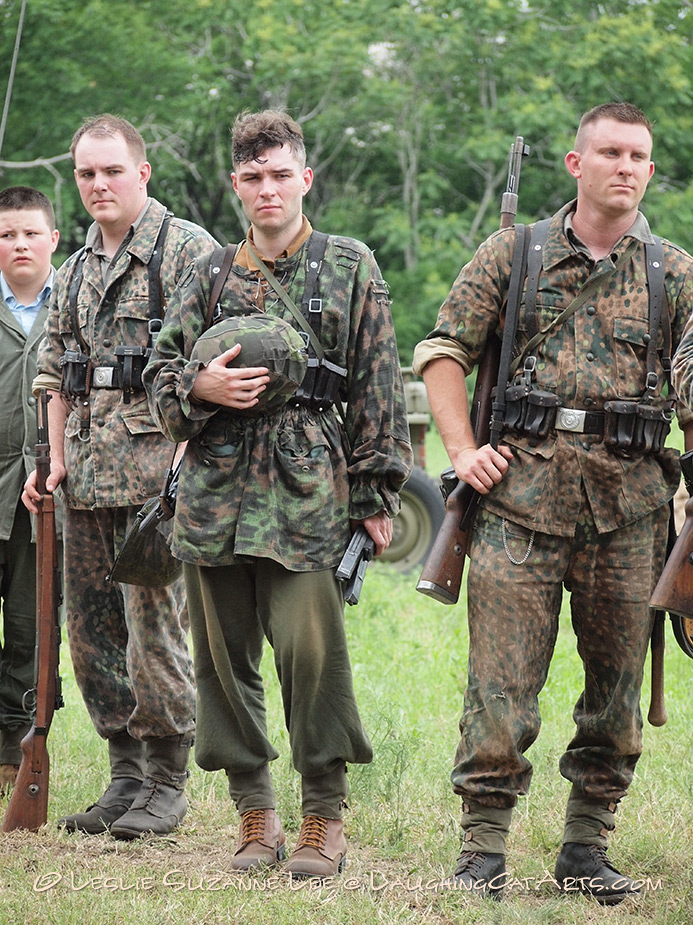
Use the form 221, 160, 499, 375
603, 398, 674, 457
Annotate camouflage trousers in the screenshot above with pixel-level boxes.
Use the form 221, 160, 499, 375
63, 507, 195, 742
452, 500, 669, 810
183, 560, 373, 778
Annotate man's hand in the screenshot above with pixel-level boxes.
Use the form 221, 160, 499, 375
357, 510, 393, 557
191, 343, 271, 410
22, 463, 66, 515
453, 443, 514, 494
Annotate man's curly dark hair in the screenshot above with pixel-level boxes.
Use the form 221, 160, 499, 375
231, 110, 306, 168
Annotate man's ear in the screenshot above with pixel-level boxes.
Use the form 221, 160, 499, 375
565, 150, 581, 180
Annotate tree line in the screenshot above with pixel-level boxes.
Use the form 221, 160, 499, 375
1, 0, 691, 360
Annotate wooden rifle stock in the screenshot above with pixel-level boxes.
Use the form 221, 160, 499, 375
650, 495, 693, 619
417, 136, 529, 604
2, 391, 63, 832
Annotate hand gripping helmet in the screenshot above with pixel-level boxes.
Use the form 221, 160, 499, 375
190, 314, 308, 416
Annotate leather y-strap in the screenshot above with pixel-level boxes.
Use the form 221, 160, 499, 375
644, 236, 669, 392
245, 239, 326, 361
509, 237, 640, 379
205, 244, 238, 330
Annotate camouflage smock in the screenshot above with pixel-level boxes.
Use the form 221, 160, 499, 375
34, 198, 217, 509
413, 201, 693, 537
144, 231, 413, 570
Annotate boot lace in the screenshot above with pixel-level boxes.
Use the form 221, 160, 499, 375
586, 844, 618, 874
295, 815, 328, 850
239, 809, 268, 845
454, 851, 488, 877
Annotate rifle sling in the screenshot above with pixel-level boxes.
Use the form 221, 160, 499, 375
508, 237, 639, 380
245, 240, 326, 361
490, 224, 530, 449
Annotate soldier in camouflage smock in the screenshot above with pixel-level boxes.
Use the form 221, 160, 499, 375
144, 110, 412, 878
413, 103, 693, 903
24, 115, 216, 839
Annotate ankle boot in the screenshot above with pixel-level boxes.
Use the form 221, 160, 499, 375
58, 732, 145, 834
110, 735, 190, 840
0, 724, 31, 794
285, 816, 347, 878
231, 809, 287, 870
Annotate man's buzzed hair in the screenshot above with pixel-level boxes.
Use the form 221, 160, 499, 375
232, 110, 306, 168
70, 113, 147, 162
575, 102, 652, 151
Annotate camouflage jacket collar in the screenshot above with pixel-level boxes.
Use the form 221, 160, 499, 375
539, 200, 655, 273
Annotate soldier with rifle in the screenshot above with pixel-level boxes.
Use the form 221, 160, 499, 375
412, 102, 693, 904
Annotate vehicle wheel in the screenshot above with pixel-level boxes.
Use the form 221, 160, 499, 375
671, 614, 693, 660
380, 465, 445, 573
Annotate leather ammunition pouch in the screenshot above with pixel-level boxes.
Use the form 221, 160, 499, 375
603, 397, 674, 457
59, 349, 91, 396
503, 383, 562, 440
293, 356, 347, 412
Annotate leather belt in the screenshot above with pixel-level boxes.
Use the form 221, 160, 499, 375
555, 407, 604, 434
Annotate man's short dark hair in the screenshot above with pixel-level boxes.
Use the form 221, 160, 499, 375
575, 102, 653, 151
0, 186, 56, 229
231, 110, 306, 168
70, 114, 147, 163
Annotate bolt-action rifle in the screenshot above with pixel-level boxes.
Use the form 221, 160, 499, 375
650, 449, 693, 663
2, 390, 64, 832
416, 137, 530, 604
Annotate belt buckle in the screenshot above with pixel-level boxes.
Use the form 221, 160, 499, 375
93, 366, 115, 388
556, 407, 586, 433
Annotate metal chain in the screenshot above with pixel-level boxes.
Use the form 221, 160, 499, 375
502, 519, 535, 566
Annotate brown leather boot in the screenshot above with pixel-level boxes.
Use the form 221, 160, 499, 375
285, 816, 347, 878
0, 764, 19, 796
231, 809, 287, 870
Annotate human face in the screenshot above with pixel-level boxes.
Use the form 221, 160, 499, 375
565, 118, 654, 220
73, 132, 151, 236
0, 208, 59, 296
231, 145, 312, 244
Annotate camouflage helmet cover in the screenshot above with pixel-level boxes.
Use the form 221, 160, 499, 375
190, 314, 308, 415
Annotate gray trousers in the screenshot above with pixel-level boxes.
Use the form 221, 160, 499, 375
452, 501, 669, 810
184, 560, 372, 779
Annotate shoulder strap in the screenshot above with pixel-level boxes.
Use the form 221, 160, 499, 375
489, 224, 530, 448
523, 219, 551, 339
147, 213, 172, 322
245, 239, 326, 360
67, 247, 89, 353
644, 235, 670, 393
300, 231, 329, 352
205, 244, 238, 330
509, 238, 640, 380
67, 215, 173, 351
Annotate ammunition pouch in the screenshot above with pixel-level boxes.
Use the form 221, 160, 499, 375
293, 356, 347, 412
114, 345, 149, 404
503, 384, 562, 440
603, 398, 674, 458
59, 349, 92, 397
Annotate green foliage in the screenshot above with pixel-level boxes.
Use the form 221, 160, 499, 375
1, 0, 692, 353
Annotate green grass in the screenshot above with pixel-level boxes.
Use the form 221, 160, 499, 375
1, 428, 691, 924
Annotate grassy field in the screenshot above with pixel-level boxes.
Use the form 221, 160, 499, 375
1, 431, 691, 924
